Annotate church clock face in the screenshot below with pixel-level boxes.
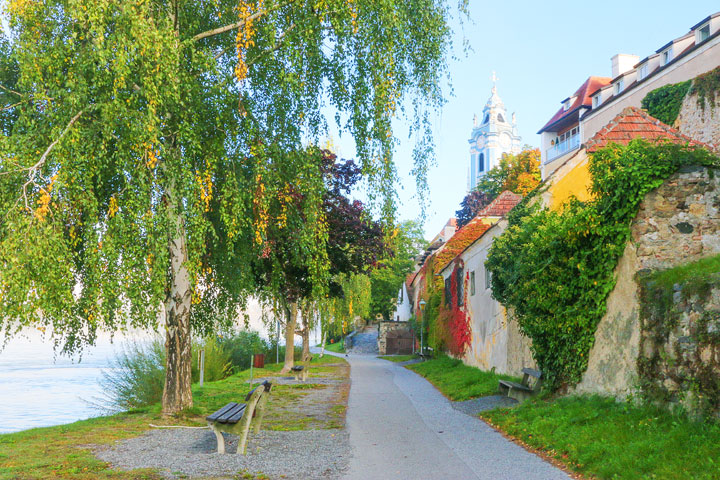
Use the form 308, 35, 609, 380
476, 137, 485, 149
499, 133, 511, 149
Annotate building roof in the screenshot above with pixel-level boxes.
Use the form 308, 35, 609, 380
538, 76, 611, 134
586, 107, 712, 152
478, 190, 523, 217
435, 191, 522, 274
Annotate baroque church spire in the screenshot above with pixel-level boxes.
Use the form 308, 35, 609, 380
467, 73, 522, 191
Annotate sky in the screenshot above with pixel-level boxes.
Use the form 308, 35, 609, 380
332, 0, 720, 241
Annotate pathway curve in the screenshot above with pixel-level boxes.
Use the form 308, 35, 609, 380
339, 353, 569, 480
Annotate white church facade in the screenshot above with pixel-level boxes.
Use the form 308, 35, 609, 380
467, 75, 522, 191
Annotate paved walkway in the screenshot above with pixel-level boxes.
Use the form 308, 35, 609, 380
339, 353, 569, 480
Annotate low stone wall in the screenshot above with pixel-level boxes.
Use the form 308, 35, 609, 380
676, 82, 720, 149
377, 321, 413, 355
577, 166, 720, 401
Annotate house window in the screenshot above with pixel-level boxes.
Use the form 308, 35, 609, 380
614, 78, 624, 95
478, 153, 485, 173
444, 277, 451, 306
638, 63, 648, 81
485, 267, 492, 290
592, 94, 600, 108
661, 48, 673, 66
456, 268, 464, 307
697, 23, 710, 43
470, 271, 476, 296
562, 99, 570, 111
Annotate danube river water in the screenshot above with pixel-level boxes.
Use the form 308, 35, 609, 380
0, 332, 126, 434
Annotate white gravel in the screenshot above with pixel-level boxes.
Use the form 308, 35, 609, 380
95, 428, 350, 479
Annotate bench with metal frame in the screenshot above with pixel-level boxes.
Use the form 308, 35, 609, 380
498, 368, 542, 402
206, 380, 272, 455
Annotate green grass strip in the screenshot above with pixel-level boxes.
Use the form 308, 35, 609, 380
406, 355, 520, 401
482, 395, 720, 479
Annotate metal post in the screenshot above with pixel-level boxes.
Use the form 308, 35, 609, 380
249, 354, 254, 387
199, 349, 205, 387
276, 319, 280, 364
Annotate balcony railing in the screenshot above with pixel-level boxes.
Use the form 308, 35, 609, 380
546, 133, 581, 162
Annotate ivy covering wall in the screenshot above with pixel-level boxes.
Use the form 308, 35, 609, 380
641, 81, 691, 126
487, 141, 718, 390
690, 65, 720, 112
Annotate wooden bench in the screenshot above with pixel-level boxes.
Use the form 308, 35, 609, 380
206, 380, 272, 455
291, 365, 308, 382
498, 368, 542, 402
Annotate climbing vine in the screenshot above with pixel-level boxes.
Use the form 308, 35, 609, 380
442, 263, 471, 356
690, 65, 720, 112
487, 140, 719, 390
641, 80, 691, 125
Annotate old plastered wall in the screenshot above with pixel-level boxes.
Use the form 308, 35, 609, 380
576, 166, 720, 396
676, 89, 720, 149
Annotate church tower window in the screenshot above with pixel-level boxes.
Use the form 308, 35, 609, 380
483, 114, 489, 124
478, 153, 484, 173
497, 113, 505, 123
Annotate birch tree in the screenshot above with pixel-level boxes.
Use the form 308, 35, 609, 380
0, 0, 456, 414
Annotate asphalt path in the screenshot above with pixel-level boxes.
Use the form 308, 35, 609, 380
336, 352, 569, 480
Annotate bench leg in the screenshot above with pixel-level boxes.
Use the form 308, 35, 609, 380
208, 422, 226, 454
301, 369, 308, 382
236, 404, 256, 455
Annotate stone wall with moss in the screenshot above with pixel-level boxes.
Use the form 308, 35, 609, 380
637, 261, 720, 417
576, 166, 720, 407
675, 66, 720, 148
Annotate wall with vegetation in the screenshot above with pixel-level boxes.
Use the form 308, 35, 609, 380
637, 256, 720, 417
677, 66, 720, 148
577, 166, 720, 404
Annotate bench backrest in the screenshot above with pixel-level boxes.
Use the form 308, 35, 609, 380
245, 380, 272, 401
521, 368, 542, 391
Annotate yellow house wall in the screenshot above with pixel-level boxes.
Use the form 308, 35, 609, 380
541, 149, 594, 210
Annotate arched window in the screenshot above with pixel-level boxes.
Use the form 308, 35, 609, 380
483, 114, 489, 124
478, 153, 485, 173
497, 113, 505, 123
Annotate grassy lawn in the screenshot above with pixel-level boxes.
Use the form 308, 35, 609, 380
0, 356, 347, 480
482, 395, 720, 479
322, 341, 346, 354
378, 354, 417, 362
406, 355, 520, 401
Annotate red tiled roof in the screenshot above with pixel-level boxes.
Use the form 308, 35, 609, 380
538, 76, 611, 134
586, 107, 713, 153
434, 218, 492, 274
478, 190, 523, 217
446, 218, 457, 228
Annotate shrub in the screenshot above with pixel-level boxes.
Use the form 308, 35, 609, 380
641, 80, 691, 125
218, 330, 271, 373
192, 336, 232, 382
98, 338, 165, 412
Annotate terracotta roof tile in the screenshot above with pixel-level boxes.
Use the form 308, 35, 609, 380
539, 76, 612, 134
478, 190, 523, 217
586, 107, 714, 152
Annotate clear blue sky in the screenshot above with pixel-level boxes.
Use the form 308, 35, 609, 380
337, 0, 720, 241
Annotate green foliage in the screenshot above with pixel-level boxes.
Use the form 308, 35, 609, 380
323, 340, 346, 354
98, 339, 166, 412
218, 330, 272, 373
488, 141, 719, 389
641, 80, 692, 125
369, 220, 427, 320
191, 336, 232, 383
691, 66, 720, 111
474, 147, 541, 199
482, 395, 720, 479
406, 355, 520, 401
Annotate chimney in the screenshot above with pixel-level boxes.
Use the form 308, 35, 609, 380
611, 54, 640, 78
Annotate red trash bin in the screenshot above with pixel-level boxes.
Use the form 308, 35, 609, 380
253, 353, 265, 368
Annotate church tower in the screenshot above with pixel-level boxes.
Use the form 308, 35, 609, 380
467, 73, 522, 191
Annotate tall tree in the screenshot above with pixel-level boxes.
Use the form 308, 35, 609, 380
369, 220, 426, 320
0, 0, 454, 414
475, 147, 541, 199
455, 190, 492, 229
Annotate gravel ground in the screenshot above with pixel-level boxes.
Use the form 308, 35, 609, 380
96, 428, 350, 479
451, 395, 518, 415
246, 376, 341, 386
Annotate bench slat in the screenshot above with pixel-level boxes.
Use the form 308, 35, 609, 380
499, 380, 532, 392
206, 402, 238, 422
522, 367, 542, 379
291, 366, 304, 372
221, 404, 247, 424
